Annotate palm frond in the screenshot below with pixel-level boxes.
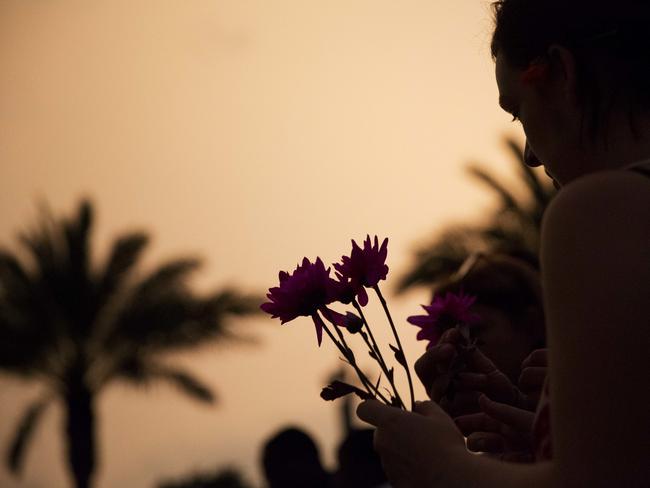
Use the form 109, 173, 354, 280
60, 200, 97, 337
466, 164, 521, 211
118, 358, 215, 404
0, 251, 60, 376
135, 258, 202, 298
398, 138, 551, 293
0, 251, 31, 307
395, 227, 488, 293
7, 394, 53, 474
516, 160, 555, 212
503, 137, 555, 214
96, 232, 149, 307
107, 286, 260, 352
153, 366, 215, 404
12, 202, 92, 340
18, 212, 59, 285
504, 137, 525, 164
201, 289, 262, 318
62, 199, 93, 285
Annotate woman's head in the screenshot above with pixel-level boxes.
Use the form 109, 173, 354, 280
491, 0, 650, 184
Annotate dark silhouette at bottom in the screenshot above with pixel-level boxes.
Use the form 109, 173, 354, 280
261, 427, 333, 488
334, 429, 388, 488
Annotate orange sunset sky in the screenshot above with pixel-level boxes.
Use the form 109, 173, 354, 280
0, 1, 532, 487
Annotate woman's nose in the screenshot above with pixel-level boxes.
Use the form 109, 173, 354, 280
524, 141, 542, 167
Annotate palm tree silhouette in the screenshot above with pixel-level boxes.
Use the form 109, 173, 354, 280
396, 137, 556, 293
0, 200, 260, 488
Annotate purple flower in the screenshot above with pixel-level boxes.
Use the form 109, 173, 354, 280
407, 292, 480, 349
334, 235, 389, 306
261, 257, 345, 346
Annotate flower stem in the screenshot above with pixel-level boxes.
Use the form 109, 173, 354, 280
373, 285, 415, 410
320, 316, 390, 404
332, 321, 392, 405
353, 301, 405, 409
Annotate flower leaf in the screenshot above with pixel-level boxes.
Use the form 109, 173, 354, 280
389, 344, 406, 368
344, 347, 356, 364
374, 373, 383, 392
387, 367, 395, 382
320, 381, 373, 401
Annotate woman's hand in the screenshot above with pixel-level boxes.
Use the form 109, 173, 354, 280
454, 394, 535, 462
415, 329, 525, 416
517, 349, 548, 410
357, 399, 468, 488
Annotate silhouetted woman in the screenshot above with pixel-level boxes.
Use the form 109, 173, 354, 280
357, 1, 650, 486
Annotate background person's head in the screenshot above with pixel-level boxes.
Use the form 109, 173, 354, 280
335, 429, 387, 488
490, 0, 650, 184
434, 254, 545, 382
261, 427, 331, 488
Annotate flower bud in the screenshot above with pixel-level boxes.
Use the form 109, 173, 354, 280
344, 312, 363, 334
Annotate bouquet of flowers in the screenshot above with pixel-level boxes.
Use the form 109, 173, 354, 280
261, 235, 480, 410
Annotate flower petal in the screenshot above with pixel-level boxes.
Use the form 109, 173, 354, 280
357, 287, 369, 307
312, 313, 326, 347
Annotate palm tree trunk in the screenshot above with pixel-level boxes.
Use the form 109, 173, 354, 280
64, 382, 96, 488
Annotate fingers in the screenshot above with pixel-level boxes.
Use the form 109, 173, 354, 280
415, 343, 456, 388
415, 329, 461, 400
357, 400, 401, 427
465, 346, 499, 375
430, 373, 451, 403
518, 367, 547, 392
466, 432, 506, 453
412, 400, 445, 417
521, 348, 548, 368
439, 390, 480, 417
454, 412, 501, 436
478, 395, 534, 433
456, 372, 489, 390
518, 365, 547, 410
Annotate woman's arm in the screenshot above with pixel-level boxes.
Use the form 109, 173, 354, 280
357, 399, 556, 488
541, 170, 650, 488
357, 171, 648, 488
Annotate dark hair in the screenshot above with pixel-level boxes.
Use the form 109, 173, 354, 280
434, 254, 545, 344
261, 427, 330, 488
491, 0, 650, 138
336, 429, 387, 488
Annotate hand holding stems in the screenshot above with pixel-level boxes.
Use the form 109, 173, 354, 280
518, 348, 548, 409
455, 394, 535, 461
415, 328, 531, 416
357, 399, 468, 488
415, 328, 548, 459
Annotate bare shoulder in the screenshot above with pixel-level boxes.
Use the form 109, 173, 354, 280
541, 169, 649, 328
544, 169, 650, 229
542, 170, 649, 260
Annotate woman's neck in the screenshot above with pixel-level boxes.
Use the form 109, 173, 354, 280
589, 113, 650, 171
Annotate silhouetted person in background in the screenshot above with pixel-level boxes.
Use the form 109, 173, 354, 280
334, 429, 389, 488
434, 253, 545, 386
422, 253, 548, 461
261, 427, 332, 488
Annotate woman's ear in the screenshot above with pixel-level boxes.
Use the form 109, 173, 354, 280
547, 44, 579, 107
